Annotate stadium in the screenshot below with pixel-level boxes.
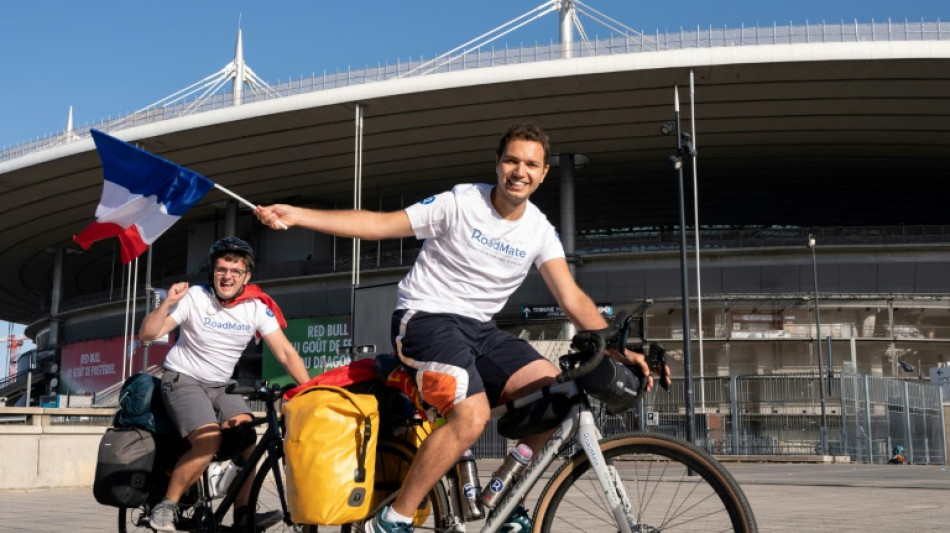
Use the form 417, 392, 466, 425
1, 3, 949, 460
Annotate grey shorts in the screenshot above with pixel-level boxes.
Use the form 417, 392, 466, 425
160, 370, 251, 438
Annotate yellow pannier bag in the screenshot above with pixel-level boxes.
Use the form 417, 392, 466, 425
282, 385, 379, 525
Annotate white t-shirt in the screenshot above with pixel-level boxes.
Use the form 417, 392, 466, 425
163, 285, 281, 383
397, 183, 565, 322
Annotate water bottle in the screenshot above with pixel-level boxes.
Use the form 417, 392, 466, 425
210, 460, 240, 499
481, 444, 532, 509
207, 461, 226, 499
455, 449, 485, 520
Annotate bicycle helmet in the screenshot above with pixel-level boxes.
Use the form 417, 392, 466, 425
208, 237, 255, 272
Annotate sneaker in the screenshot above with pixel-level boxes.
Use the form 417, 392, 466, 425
233, 506, 283, 531
501, 504, 532, 533
148, 500, 179, 532
364, 505, 414, 533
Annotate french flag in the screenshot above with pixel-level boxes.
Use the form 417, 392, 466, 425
74, 130, 213, 263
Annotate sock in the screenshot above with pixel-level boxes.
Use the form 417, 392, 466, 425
384, 505, 413, 524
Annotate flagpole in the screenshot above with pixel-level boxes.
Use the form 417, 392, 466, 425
213, 183, 288, 229
128, 257, 139, 378
690, 69, 705, 413
122, 261, 132, 382
142, 247, 153, 373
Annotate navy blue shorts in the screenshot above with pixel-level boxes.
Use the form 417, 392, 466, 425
391, 309, 543, 415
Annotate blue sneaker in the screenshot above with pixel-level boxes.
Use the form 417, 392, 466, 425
501, 504, 532, 533
365, 505, 414, 533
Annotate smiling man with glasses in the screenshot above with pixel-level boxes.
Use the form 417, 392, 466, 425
139, 237, 309, 532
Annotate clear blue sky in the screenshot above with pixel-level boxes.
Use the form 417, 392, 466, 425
0, 0, 947, 350
2, 0, 948, 149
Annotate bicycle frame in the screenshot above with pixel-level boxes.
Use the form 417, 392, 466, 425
474, 382, 634, 533
203, 389, 289, 527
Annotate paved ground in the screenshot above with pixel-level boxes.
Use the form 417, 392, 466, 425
2, 463, 948, 531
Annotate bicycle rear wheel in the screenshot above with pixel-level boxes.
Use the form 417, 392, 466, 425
357, 437, 451, 532
118, 483, 207, 533
118, 503, 152, 532
533, 432, 757, 533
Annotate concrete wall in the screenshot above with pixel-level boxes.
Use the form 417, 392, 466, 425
0, 407, 109, 491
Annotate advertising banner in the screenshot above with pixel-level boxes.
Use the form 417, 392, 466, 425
263, 316, 352, 386
60, 336, 173, 395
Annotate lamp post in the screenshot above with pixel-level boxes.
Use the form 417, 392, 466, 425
662, 86, 696, 445
808, 233, 828, 455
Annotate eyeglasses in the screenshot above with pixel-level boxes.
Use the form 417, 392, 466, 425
213, 267, 247, 277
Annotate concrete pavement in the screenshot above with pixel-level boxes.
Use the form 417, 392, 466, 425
2, 463, 949, 531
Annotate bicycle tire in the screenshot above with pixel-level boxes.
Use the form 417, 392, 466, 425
118, 502, 152, 533
348, 437, 451, 533
533, 432, 757, 533
245, 451, 317, 532
118, 482, 207, 532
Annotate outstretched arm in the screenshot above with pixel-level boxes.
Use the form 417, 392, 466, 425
255, 204, 414, 241
539, 257, 671, 391
261, 329, 311, 385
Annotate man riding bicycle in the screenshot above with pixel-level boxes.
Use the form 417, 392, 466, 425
139, 237, 310, 532
256, 122, 671, 532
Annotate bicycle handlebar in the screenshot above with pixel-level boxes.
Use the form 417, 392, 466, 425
225, 381, 288, 403
558, 311, 633, 384
559, 311, 670, 393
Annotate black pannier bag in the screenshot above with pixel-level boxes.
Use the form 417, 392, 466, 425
93, 427, 157, 508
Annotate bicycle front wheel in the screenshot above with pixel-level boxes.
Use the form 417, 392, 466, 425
246, 452, 316, 532
533, 432, 757, 533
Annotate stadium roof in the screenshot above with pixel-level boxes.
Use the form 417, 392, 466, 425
2, 25, 950, 324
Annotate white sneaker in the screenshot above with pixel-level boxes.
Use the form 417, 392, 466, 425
148, 500, 179, 532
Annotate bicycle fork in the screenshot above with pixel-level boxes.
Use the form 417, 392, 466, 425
576, 410, 635, 533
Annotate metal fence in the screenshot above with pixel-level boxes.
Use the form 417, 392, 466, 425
839, 372, 946, 464
473, 371, 947, 463
4, 19, 949, 162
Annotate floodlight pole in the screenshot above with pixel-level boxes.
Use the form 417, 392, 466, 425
669, 87, 696, 445
809, 234, 828, 456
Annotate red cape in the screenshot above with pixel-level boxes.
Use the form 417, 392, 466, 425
214, 283, 288, 333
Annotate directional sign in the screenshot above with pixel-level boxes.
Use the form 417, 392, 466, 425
520, 304, 614, 319
930, 367, 950, 396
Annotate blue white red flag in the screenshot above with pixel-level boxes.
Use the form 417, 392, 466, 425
74, 130, 213, 263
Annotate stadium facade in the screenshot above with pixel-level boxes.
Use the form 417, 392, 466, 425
2, 16, 950, 403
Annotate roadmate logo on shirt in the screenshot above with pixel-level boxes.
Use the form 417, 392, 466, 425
203, 317, 252, 332
470, 228, 527, 258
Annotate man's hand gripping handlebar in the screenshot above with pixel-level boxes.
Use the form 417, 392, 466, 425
566, 312, 672, 393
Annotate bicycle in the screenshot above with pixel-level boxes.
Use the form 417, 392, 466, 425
354, 312, 758, 532
119, 381, 306, 532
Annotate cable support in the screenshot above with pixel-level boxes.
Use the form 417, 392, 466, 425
574, 1, 644, 38
400, 1, 558, 78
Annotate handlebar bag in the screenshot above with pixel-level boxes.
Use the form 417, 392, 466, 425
578, 359, 641, 414
282, 384, 379, 525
